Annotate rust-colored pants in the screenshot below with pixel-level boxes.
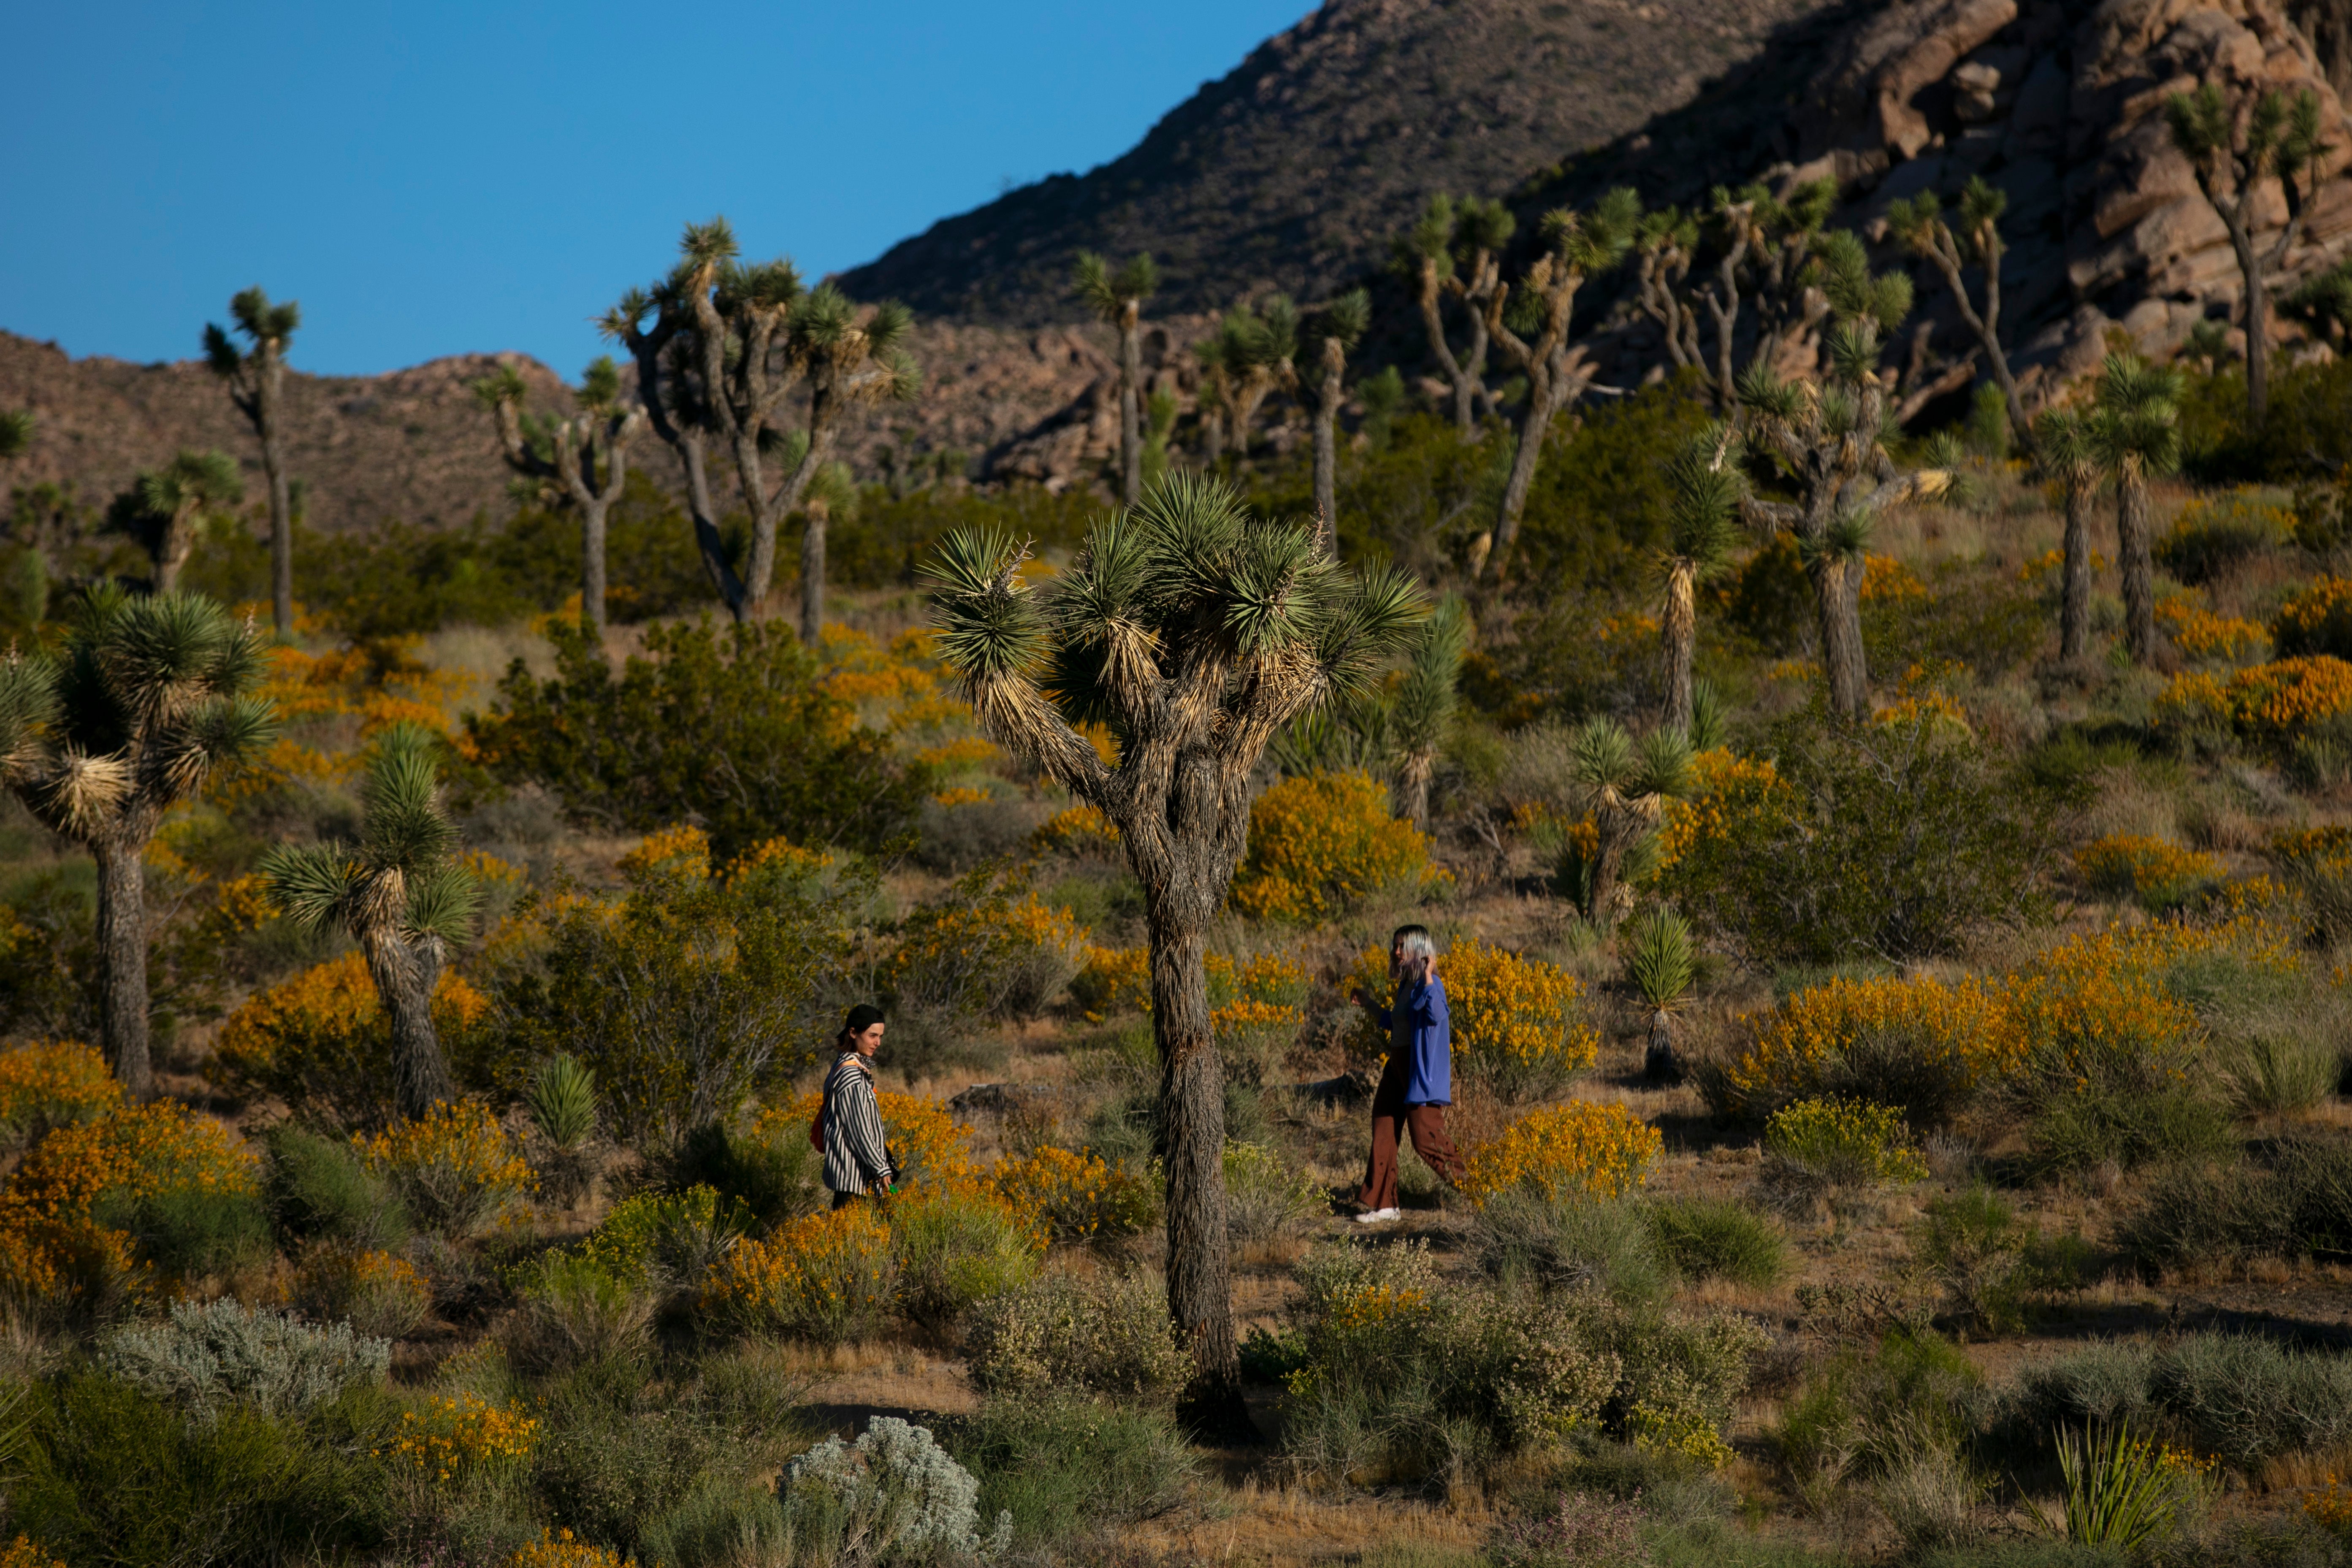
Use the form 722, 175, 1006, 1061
1357, 1058, 1463, 1210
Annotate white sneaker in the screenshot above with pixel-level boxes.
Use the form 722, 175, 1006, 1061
1353, 1207, 1403, 1224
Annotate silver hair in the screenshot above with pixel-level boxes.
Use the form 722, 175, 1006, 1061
1395, 927, 1436, 962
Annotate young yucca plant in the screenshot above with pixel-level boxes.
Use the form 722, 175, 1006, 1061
2031, 1422, 2178, 1551
263, 723, 481, 1121
1625, 907, 1696, 1082
1567, 719, 1691, 929
527, 1053, 599, 1207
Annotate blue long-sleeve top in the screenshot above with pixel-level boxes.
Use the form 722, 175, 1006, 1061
1376, 973, 1452, 1105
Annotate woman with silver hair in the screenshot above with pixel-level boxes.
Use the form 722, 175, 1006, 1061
1348, 923, 1463, 1222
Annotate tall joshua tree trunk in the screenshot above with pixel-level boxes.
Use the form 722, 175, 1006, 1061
801, 487, 833, 646
2117, 460, 2157, 663
260, 365, 292, 635
2061, 479, 2095, 663
92, 829, 155, 1096
205, 288, 302, 638
362, 921, 454, 1117
1311, 336, 1342, 545
1119, 299, 1145, 506
1146, 885, 1230, 1399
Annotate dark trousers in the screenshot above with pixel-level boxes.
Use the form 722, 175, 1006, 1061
1357, 1055, 1463, 1210
830, 1189, 864, 1211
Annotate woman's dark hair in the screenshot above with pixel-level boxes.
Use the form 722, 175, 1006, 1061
839, 1003, 885, 1045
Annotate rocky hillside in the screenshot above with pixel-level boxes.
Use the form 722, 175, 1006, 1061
835, 0, 1847, 322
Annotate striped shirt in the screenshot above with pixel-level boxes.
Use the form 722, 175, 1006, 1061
821, 1053, 893, 1195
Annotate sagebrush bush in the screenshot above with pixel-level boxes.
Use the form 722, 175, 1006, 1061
1772, 1330, 1982, 1513
963, 1270, 1193, 1402
2015, 1333, 2352, 1470
701, 1206, 895, 1346
2155, 493, 2284, 584
1459, 1100, 1661, 1207
778, 1417, 1010, 1563
951, 1392, 1200, 1545
96, 1297, 389, 1417
1230, 771, 1440, 921
888, 867, 1087, 1024
351, 1100, 534, 1237
665, 1119, 824, 1232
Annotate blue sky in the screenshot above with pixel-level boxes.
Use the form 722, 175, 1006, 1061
1, 2, 1306, 378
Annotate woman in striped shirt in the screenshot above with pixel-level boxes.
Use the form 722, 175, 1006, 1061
821, 1004, 896, 1207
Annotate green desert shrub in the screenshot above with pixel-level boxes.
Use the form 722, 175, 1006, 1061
466, 616, 924, 862
663, 1121, 825, 1235
1760, 1097, 1928, 1217
2119, 1135, 2352, 1270
1223, 1140, 1326, 1243
504, 1252, 656, 1374
262, 1124, 412, 1250
1771, 1330, 1983, 1515
11, 1373, 387, 1568
95, 1183, 274, 1284
951, 1392, 1200, 1545
1473, 1191, 1674, 1305
2154, 495, 2284, 585
890, 1187, 1041, 1331
95, 1297, 389, 1418
1662, 709, 2054, 966
2013, 1333, 2352, 1469
1645, 1196, 1788, 1288
963, 1270, 1192, 1403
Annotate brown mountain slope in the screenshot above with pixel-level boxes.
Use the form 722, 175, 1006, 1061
835, 0, 1846, 323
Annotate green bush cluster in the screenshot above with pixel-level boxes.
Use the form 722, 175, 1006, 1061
2120, 1134, 2352, 1270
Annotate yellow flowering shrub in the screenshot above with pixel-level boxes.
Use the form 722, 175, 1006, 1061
1458, 1101, 1661, 1207
353, 1101, 535, 1237
1762, 1097, 1928, 1187
759, 1091, 977, 1188
700, 1205, 895, 1344
2074, 834, 2221, 907
212, 952, 491, 1129
2276, 575, 2352, 661
286, 1242, 431, 1341
2154, 598, 2267, 662
889, 874, 1089, 1021
1030, 802, 1122, 858
1230, 772, 1439, 923
1653, 749, 1788, 874
1073, 943, 1307, 1022
0, 1040, 123, 1151
0, 1538, 66, 1568
2306, 1475, 2352, 1534
2153, 655, 2352, 748
618, 823, 710, 877
1073, 943, 1151, 1019
375, 1390, 539, 1485
507, 1530, 633, 1568
989, 1146, 1159, 1243
1346, 938, 1599, 1103
0, 1099, 256, 1310
1722, 972, 2021, 1128
1860, 555, 1929, 604
931, 785, 993, 807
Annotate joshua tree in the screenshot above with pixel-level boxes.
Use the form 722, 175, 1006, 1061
132, 450, 243, 593
1657, 426, 1744, 734
2091, 353, 2183, 666
0, 409, 30, 463
602, 218, 918, 636
1626, 906, 1696, 1082
1299, 290, 1371, 547
1567, 718, 1690, 930
1197, 297, 1298, 463
1398, 195, 1514, 437
1888, 177, 2035, 452
1658, 180, 1840, 409
1634, 207, 1704, 382
0, 590, 275, 1095
923, 475, 1420, 1430
1392, 595, 1467, 829
476, 357, 647, 636
1736, 231, 1946, 720
2032, 407, 2104, 663
2167, 83, 2326, 423
1474, 190, 1640, 585
1074, 252, 1160, 505
263, 723, 482, 1121
204, 288, 301, 637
